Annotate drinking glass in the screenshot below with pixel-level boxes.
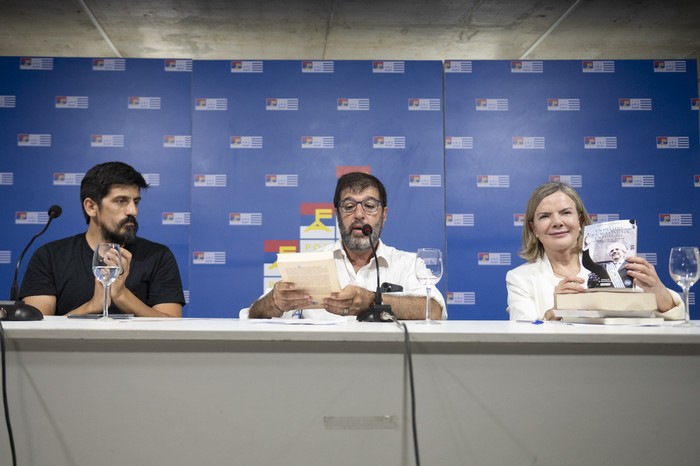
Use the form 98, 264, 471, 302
415, 248, 443, 324
669, 247, 700, 327
92, 243, 123, 320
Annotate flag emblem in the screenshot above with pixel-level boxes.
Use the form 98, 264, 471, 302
162, 212, 191, 225
266, 98, 299, 110
372, 61, 405, 73
302, 61, 334, 73
447, 292, 476, 305
659, 214, 692, 226
92, 58, 125, 71
445, 137, 473, 149
444, 61, 472, 73
549, 175, 582, 187
584, 136, 617, 149
477, 175, 509, 188
478, 253, 511, 266
511, 61, 543, 73
195, 98, 227, 111
17, 134, 51, 147
266, 174, 299, 187
656, 136, 689, 149
229, 213, 263, 226
619, 98, 652, 111
193, 252, 226, 265
231, 61, 263, 73
582, 61, 614, 73
621, 175, 654, 187
446, 214, 474, 227
512, 137, 545, 149
476, 99, 508, 111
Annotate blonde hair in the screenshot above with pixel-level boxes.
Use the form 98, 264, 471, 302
519, 182, 592, 262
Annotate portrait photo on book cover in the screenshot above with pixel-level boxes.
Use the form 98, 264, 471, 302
581, 219, 637, 289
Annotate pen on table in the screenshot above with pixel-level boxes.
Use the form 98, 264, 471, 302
516, 319, 544, 325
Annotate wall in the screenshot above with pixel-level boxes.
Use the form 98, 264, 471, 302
1, 57, 698, 318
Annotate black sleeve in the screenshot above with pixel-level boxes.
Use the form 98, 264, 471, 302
146, 247, 185, 306
18, 246, 56, 299
582, 248, 610, 280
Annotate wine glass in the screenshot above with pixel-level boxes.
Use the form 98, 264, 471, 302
92, 243, 123, 320
669, 247, 700, 327
415, 248, 443, 324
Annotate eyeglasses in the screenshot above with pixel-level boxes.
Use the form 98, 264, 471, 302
337, 197, 383, 215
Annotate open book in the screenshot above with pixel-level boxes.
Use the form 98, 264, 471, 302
581, 219, 637, 288
276, 251, 341, 308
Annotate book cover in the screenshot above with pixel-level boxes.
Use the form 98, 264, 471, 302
554, 298, 656, 317
276, 251, 341, 308
581, 219, 637, 288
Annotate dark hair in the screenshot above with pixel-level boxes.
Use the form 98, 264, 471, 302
333, 172, 387, 209
80, 161, 148, 223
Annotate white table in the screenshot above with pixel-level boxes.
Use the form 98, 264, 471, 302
2, 317, 700, 466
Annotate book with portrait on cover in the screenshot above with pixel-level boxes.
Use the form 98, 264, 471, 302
581, 219, 637, 289
276, 251, 341, 308
554, 219, 658, 319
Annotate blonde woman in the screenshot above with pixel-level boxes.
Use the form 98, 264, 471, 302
506, 182, 683, 321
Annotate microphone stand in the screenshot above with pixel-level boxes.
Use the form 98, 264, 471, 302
356, 224, 395, 322
10, 214, 57, 302
1, 205, 60, 321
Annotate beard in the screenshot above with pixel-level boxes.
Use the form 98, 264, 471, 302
101, 216, 138, 247
339, 218, 383, 252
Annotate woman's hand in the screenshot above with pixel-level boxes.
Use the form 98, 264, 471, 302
553, 275, 586, 295
625, 256, 676, 312
548, 275, 585, 320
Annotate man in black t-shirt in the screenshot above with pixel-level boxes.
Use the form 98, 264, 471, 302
20, 161, 185, 317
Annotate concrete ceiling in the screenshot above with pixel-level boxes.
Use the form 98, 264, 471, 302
1, 0, 699, 72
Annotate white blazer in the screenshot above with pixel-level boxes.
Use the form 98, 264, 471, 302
506, 254, 684, 321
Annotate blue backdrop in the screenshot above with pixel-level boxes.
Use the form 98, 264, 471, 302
1, 57, 698, 318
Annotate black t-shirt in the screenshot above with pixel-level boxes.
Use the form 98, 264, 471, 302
19, 234, 185, 315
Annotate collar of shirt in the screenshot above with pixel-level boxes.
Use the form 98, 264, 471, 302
332, 239, 389, 269
333, 240, 389, 289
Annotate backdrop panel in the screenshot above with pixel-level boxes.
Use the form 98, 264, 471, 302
0, 57, 192, 310
445, 59, 699, 319
1, 57, 697, 319
190, 60, 445, 316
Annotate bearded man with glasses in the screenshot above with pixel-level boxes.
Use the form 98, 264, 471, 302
248, 172, 446, 320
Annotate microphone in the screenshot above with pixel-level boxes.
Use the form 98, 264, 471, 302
356, 223, 396, 322
0, 205, 62, 321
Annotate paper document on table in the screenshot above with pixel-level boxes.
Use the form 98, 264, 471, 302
276, 251, 341, 308
261, 317, 348, 325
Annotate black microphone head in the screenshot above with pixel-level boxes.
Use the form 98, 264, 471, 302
361, 224, 373, 236
48, 204, 62, 218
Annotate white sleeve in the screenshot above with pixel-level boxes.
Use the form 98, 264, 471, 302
506, 268, 541, 321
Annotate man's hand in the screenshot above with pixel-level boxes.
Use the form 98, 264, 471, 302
323, 285, 374, 316
271, 281, 312, 312
110, 247, 131, 300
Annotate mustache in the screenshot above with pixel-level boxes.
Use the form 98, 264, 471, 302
120, 216, 138, 228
